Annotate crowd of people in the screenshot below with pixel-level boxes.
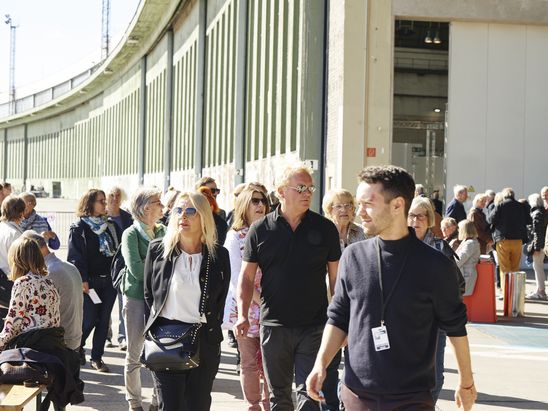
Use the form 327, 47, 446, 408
0, 166, 544, 411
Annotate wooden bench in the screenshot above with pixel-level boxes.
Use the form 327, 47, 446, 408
0, 384, 45, 411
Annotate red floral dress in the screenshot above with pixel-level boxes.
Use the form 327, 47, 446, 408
0, 272, 60, 350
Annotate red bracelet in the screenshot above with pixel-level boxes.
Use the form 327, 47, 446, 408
460, 382, 475, 390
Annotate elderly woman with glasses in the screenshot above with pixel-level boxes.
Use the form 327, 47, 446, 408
68, 189, 121, 373
223, 187, 270, 411
407, 196, 464, 405
143, 192, 230, 411
322, 189, 366, 251
121, 187, 166, 411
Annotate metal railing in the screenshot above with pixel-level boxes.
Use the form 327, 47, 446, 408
0, 63, 102, 119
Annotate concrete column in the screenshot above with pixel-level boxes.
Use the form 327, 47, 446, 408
23, 124, 28, 190
233, 0, 248, 186
325, 0, 392, 195
3, 129, 6, 181
138, 56, 147, 185
163, 30, 174, 191
363, 0, 393, 166
298, 0, 327, 213
194, 0, 207, 179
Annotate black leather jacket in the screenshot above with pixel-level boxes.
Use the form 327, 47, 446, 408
143, 239, 230, 344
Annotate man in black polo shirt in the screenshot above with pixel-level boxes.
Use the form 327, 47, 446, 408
306, 166, 476, 411
235, 165, 341, 411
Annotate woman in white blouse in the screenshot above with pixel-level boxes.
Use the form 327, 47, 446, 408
143, 192, 230, 411
223, 187, 270, 411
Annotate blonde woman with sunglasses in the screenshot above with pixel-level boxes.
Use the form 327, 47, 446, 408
143, 192, 230, 411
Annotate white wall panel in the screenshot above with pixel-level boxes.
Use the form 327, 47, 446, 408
447, 22, 548, 201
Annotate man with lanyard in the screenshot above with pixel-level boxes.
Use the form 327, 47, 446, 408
235, 165, 341, 410
306, 165, 476, 411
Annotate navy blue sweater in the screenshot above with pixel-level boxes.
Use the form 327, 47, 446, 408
328, 230, 467, 395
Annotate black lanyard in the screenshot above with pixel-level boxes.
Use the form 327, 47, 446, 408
376, 236, 411, 326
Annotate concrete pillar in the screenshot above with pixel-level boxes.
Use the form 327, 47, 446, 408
23, 124, 28, 190
298, 0, 327, 212
194, 0, 207, 179
233, 0, 248, 186
163, 30, 174, 191
326, 0, 392, 195
138, 56, 147, 185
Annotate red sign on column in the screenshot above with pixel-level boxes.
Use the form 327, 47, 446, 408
366, 147, 376, 157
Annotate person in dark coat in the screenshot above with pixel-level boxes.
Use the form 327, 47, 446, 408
445, 184, 468, 223
526, 193, 547, 300
68, 189, 121, 373
198, 186, 228, 245
143, 192, 230, 411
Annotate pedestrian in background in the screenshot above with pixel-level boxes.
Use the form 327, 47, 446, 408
121, 187, 166, 411
20, 191, 60, 249
526, 193, 547, 300
68, 189, 121, 372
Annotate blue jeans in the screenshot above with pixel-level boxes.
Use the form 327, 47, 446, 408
432, 329, 447, 402
81, 276, 117, 361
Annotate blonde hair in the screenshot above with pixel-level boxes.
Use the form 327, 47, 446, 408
458, 219, 478, 241
441, 217, 457, 229
276, 165, 313, 192
162, 192, 217, 259
231, 188, 269, 231
409, 196, 436, 228
472, 193, 487, 208
322, 189, 356, 218
8, 236, 48, 281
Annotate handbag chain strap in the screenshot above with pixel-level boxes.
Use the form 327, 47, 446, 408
191, 253, 210, 344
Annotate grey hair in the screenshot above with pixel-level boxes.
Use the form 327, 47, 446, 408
21, 230, 48, 249
130, 187, 162, 221
453, 184, 467, 197
528, 193, 543, 209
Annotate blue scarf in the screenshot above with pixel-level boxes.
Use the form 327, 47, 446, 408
82, 216, 117, 257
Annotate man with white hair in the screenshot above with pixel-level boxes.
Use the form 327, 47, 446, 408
445, 185, 468, 223
235, 165, 341, 410
541, 186, 548, 211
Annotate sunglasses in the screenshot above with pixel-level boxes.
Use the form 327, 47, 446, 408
287, 184, 316, 194
210, 188, 221, 195
332, 203, 354, 211
173, 207, 198, 217
251, 197, 268, 206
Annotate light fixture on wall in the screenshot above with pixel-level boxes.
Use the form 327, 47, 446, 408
424, 31, 433, 44
433, 108, 441, 113
433, 32, 441, 44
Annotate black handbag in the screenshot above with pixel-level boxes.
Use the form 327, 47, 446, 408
142, 322, 201, 371
142, 255, 210, 372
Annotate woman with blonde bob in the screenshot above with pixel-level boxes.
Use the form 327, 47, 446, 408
223, 187, 270, 411
455, 219, 481, 297
143, 192, 230, 411
0, 237, 60, 350
322, 189, 366, 250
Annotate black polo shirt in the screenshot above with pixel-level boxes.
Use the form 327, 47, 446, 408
243, 208, 341, 327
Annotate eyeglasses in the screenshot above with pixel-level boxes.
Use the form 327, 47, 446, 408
408, 213, 427, 221
95, 199, 107, 205
287, 184, 316, 194
210, 188, 221, 195
251, 197, 268, 206
173, 207, 198, 217
332, 203, 354, 211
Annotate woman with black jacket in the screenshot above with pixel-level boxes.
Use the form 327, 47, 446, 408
68, 189, 121, 373
143, 191, 230, 411
526, 193, 547, 300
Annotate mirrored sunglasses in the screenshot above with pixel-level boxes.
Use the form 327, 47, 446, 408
173, 206, 198, 217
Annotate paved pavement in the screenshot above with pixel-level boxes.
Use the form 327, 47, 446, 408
26, 279, 543, 410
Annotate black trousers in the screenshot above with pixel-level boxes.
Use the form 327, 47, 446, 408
152, 335, 221, 411
81, 276, 117, 361
340, 385, 434, 411
261, 324, 340, 411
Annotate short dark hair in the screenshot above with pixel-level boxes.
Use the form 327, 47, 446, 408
76, 189, 105, 217
358, 166, 415, 215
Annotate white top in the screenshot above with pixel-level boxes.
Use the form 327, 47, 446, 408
222, 229, 244, 327
0, 221, 23, 274
159, 251, 203, 323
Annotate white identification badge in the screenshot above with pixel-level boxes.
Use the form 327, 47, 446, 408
371, 325, 390, 351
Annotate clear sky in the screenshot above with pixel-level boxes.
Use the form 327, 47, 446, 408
0, 0, 141, 103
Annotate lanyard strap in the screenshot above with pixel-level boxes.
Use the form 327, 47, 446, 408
376, 236, 411, 326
